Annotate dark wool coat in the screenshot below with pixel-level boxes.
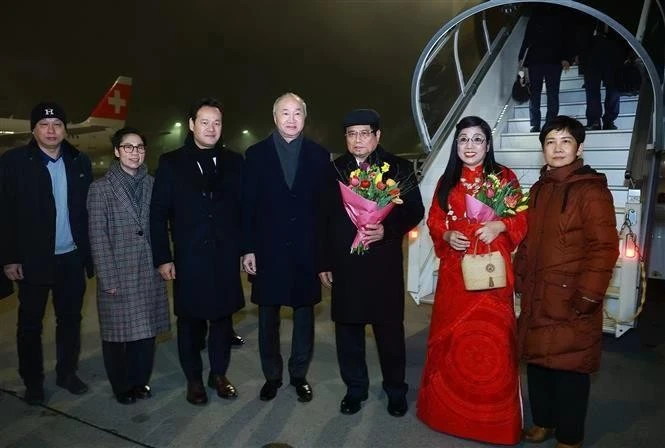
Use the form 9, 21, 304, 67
241, 135, 330, 307
318, 147, 424, 324
88, 162, 170, 342
514, 159, 619, 373
0, 161, 12, 299
150, 137, 245, 320
0, 271, 12, 299
0, 139, 93, 283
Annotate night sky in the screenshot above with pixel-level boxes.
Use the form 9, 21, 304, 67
2, 0, 485, 158
2, 1, 657, 160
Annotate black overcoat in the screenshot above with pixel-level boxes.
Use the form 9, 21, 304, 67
150, 137, 245, 320
241, 135, 330, 307
318, 147, 424, 324
0, 139, 93, 283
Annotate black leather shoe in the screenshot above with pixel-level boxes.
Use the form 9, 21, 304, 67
186, 381, 208, 405
530, 126, 540, 133
208, 374, 238, 399
387, 395, 408, 417
56, 374, 89, 395
292, 381, 313, 402
132, 385, 152, 399
603, 121, 618, 130
115, 391, 136, 405
585, 123, 601, 130
24, 384, 45, 405
340, 393, 368, 415
231, 333, 245, 346
259, 380, 282, 401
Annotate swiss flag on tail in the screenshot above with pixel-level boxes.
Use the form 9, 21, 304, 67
90, 76, 132, 121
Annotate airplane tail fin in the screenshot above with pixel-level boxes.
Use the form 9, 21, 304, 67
87, 76, 132, 125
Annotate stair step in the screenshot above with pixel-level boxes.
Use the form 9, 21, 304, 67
513, 98, 638, 119
500, 129, 631, 149
509, 166, 627, 187
506, 114, 636, 133
495, 147, 629, 169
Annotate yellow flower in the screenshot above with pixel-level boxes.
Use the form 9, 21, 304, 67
391, 197, 403, 204
350, 169, 361, 178
516, 205, 529, 212
386, 178, 396, 187
374, 172, 383, 184
381, 162, 390, 173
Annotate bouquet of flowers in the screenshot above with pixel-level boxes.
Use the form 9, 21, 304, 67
338, 161, 403, 255
464, 172, 528, 222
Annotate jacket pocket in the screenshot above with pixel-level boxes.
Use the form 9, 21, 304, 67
541, 271, 577, 320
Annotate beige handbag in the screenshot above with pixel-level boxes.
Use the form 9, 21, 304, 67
461, 241, 506, 291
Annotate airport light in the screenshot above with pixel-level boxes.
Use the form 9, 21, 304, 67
174, 122, 182, 128
242, 129, 249, 135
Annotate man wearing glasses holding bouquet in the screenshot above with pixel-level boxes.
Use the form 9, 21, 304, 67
318, 109, 424, 417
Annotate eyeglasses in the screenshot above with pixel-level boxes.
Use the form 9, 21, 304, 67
119, 144, 146, 153
456, 135, 486, 146
345, 130, 375, 140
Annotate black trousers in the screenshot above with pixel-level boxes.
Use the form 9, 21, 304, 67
528, 63, 563, 128
102, 338, 155, 395
16, 250, 86, 385
335, 321, 407, 400
527, 363, 590, 445
584, 74, 620, 126
258, 305, 313, 384
177, 315, 232, 383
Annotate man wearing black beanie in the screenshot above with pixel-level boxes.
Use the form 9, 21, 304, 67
0, 101, 94, 405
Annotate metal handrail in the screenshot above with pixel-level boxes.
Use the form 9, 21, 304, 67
418, 27, 511, 179
411, 9, 515, 154
411, 0, 663, 156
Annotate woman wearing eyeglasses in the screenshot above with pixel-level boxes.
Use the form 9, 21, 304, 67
417, 116, 527, 445
87, 127, 170, 404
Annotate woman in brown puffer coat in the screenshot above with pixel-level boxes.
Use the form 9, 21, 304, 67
514, 116, 619, 448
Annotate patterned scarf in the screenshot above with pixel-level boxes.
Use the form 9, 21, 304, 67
111, 161, 148, 217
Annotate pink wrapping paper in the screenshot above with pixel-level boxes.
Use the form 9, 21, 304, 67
465, 194, 499, 223
338, 181, 396, 254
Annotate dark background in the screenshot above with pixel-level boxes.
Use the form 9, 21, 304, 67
1, 1, 661, 160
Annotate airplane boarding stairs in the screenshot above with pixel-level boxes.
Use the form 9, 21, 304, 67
408, 66, 643, 337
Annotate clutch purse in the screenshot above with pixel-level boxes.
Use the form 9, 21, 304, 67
461, 241, 506, 291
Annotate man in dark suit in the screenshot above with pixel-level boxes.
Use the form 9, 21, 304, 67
242, 92, 330, 403
150, 97, 244, 405
0, 102, 94, 405
318, 109, 424, 417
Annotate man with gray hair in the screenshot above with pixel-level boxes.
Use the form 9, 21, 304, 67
242, 92, 330, 403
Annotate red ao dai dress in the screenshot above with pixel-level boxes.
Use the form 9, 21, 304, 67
417, 165, 527, 445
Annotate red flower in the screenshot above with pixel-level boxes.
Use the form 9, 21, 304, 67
388, 188, 400, 196
360, 180, 371, 189
350, 177, 360, 187
376, 182, 386, 190
486, 188, 495, 198
504, 193, 519, 208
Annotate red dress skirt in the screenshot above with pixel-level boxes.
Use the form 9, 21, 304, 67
417, 166, 526, 445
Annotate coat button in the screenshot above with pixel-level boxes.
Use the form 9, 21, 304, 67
290, 217, 296, 222
137, 230, 144, 236
208, 214, 213, 219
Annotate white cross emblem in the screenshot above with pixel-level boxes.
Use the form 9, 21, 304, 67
107, 89, 126, 114
44, 108, 54, 116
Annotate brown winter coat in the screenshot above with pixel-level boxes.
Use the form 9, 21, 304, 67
515, 159, 619, 373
